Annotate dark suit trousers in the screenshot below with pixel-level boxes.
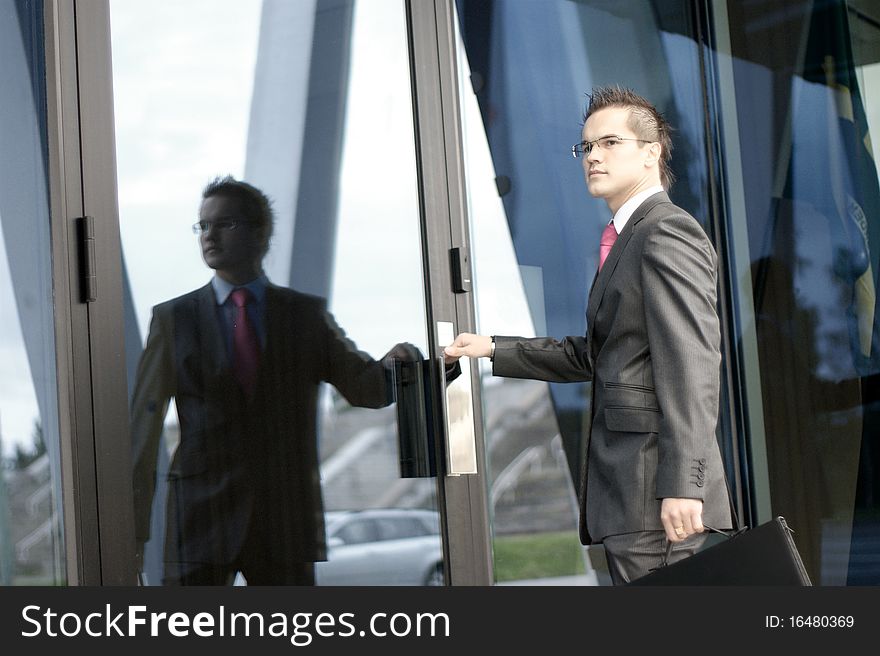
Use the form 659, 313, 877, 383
602, 530, 708, 585
162, 517, 316, 586
163, 561, 315, 586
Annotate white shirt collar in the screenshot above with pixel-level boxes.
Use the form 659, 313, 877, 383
611, 185, 665, 234
211, 274, 268, 306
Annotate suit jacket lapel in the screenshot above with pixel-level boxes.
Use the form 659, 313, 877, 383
257, 284, 300, 392
196, 282, 230, 375
262, 284, 283, 374
586, 192, 670, 345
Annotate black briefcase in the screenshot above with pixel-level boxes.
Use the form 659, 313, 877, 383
629, 516, 812, 586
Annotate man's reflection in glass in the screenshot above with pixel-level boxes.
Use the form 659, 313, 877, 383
130, 176, 414, 585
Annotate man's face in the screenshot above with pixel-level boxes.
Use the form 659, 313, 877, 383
198, 194, 264, 279
581, 107, 656, 211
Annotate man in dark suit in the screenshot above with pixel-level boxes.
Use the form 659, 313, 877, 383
131, 176, 408, 585
445, 87, 732, 584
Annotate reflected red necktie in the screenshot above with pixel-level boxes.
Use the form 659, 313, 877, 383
230, 288, 259, 395
599, 222, 618, 270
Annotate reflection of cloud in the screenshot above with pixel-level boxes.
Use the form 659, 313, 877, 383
110, 0, 262, 335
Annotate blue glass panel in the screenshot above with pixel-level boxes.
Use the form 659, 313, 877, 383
718, 0, 880, 584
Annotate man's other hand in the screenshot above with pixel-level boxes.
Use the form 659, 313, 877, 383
381, 342, 423, 367
660, 497, 704, 543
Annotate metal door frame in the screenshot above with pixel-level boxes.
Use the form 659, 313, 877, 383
45, 0, 135, 585
53, 0, 494, 585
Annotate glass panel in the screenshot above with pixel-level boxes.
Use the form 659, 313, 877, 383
112, 0, 442, 585
0, 0, 66, 585
712, 0, 880, 585
455, 0, 718, 585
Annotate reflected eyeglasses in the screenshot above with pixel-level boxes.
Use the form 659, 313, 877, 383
192, 219, 252, 234
571, 135, 653, 158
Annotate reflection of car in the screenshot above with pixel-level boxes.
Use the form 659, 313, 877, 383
315, 509, 444, 586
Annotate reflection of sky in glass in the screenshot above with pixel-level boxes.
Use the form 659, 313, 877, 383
456, 26, 537, 346
113, 0, 429, 360
0, 227, 40, 457
0, 6, 51, 458
111, 0, 262, 337
330, 0, 428, 356
1, 0, 532, 456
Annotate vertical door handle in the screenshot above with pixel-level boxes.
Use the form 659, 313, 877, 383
436, 322, 477, 475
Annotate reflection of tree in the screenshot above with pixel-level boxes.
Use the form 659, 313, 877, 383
0, 431, 11, 585
12, 421, 46, 470
0, 417, 59, 584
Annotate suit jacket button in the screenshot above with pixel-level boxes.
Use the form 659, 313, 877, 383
699, 458, 707, 465
695, 481, 704, 487
698, 465, 706, 472
698, 473, 705, 480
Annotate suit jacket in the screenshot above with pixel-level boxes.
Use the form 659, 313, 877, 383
492, 193, 732, 544
130, 282, 389, 569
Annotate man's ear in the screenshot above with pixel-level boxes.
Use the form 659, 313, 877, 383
644, 142, 662, 167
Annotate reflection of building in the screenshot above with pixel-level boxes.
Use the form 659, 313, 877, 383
3, 454, 63, 584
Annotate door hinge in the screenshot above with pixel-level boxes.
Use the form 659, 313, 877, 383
449, 246, 471, 294
77, 216, 97, 302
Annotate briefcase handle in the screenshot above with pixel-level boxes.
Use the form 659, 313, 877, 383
660, 517, 798, 568
660, 524, 748, 568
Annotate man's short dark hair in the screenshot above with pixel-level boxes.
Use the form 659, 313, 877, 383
202, 175, 274, 256
583, 86, 675, 190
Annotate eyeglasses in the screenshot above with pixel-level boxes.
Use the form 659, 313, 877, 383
192, 219, 253, 234
571, 135, 653, 158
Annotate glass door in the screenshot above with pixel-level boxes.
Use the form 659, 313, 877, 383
0, 0, 66, 586
109, 0, 473, 586
453, 0, 729, 585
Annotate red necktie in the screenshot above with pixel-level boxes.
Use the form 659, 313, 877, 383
230, 288, 259, 395
599, 222, 618, 270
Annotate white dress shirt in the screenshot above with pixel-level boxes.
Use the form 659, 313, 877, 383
610, 185, 665, 234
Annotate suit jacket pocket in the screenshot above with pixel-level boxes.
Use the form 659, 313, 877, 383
604, 382, 659, 411
604, 406, 661, 433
